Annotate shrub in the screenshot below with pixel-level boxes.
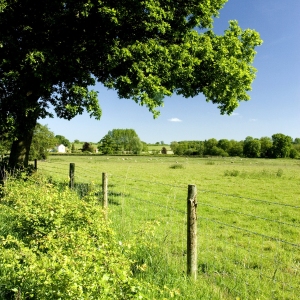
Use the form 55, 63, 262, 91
81, 142, 94, 153
161, 147, 167, 154
169, 163, 184, 169
276, 168, 284, 177
0, 176, 147, 299
224, 169, 240, 176
289, 148, 299, 159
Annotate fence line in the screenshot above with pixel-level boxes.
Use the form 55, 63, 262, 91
36, 161, 300, 243
197, 201, 300, 229
103, 172, 300, 209
200, 216, 300, 248
35, 161, 299, 299
199, 189, 300, 209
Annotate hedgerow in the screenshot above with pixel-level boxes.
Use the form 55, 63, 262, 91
0, 175, 148, 299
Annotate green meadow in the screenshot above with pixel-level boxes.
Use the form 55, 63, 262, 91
37, 155, 300, 299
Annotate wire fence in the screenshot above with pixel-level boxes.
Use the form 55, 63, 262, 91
19, 160, 300, 299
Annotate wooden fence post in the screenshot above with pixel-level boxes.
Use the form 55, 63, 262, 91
69, 163, 75, 189
34, 159, 37, 171
102, 172, 108, 219
187, 184, 198, 280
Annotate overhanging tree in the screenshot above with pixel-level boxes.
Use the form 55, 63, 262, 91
0, 0, 262, 167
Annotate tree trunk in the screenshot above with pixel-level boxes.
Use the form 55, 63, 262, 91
8, 97, 40, 169
9, 132, 35, 168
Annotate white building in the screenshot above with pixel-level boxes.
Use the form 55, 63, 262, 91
56, 144, 66, 153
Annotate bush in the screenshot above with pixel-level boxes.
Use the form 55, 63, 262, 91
0, 176, 147, 299
169, 163, 184, 169
224, 169, 240, 176
81, 142, 94, 153
289, 148, 299, 159
276, 168, 284, 177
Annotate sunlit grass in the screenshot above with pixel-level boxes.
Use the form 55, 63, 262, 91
37, 155, 300, 299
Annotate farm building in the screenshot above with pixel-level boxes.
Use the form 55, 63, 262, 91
56, 144, 66, 153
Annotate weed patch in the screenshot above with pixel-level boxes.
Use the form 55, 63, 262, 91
224, 169, 240, 176
170, 163, 184, 169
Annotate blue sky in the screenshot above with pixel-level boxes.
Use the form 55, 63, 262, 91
40, 0, 300, 144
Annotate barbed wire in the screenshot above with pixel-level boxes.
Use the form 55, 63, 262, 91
197, 201, 300, 229
39, 169, 68, 177
121, 185, 184, 199
110, 174, 185, 189
38, 165, 69, 173
200, 216, 300, 248
110, 192, 187, 215
109, 174, 300, 210
199, 190, 300, 209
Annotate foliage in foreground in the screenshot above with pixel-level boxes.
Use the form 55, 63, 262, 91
0, 175, 149, 299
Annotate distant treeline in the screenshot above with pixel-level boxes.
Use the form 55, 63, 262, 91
170, 134, 300, 158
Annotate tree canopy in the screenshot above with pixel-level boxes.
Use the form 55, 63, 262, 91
0, 0, 262, 167
55, 135, 71, 148
99, 129, 143, 154
170, 133, 298, 158
29, 124, 56, 160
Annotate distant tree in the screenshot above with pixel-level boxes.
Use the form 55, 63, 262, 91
271, 133, 292, 158
160, 141, 164, 145
293, 138, 300, 144
184, 141, 204, 156
289, 148, 299, 159
259, 137, 272, 158
129, 137, 143, 154
170, 141, 179, 153
204, 138, 218, 155
141, 142, 148, 152
210, 146, 228, 157
74, 139, 80, 144
171, 140, 204, 156
82, 142, 94, 153
99, 129, 142, 154
98, 135, 115, 155
71, 143, 76, 153
55, 135, 71, 147
172, 143, 186, 155
228, 140, 243, 157
29, 124, 56, 160
292, 143, 300, 154
243, 136, 261, 158
217, 139, 230, 153
161, 147, 167, 154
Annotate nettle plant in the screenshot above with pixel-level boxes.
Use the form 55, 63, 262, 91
0, 175, 150, 299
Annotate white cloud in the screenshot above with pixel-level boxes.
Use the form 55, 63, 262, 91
168, 118, 182, 122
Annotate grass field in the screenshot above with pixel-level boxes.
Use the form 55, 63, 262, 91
37, 155, 300, 299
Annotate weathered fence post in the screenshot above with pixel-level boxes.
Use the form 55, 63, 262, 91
69, 163, 75, 189
187, 184, 198, 280
102, 172, 108, 219
34, 159, 37, 171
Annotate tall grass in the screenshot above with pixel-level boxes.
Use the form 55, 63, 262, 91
37, 156, 300, 299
